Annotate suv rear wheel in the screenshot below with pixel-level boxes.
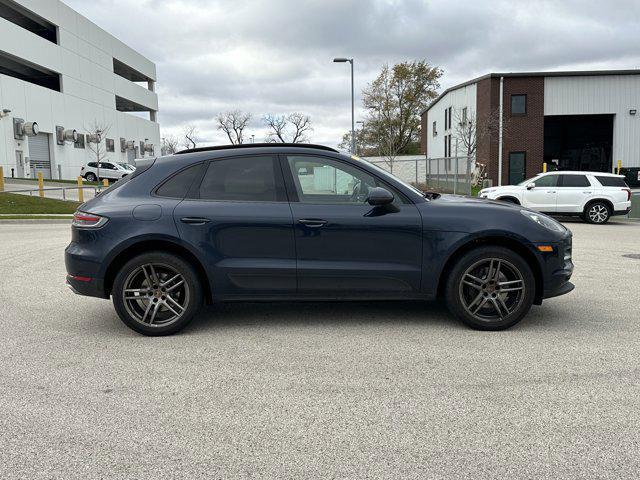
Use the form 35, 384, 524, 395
85, 172, 97, 182
445, 246, 535, 330
112, 252, 203, 335
583, 201, 611, 224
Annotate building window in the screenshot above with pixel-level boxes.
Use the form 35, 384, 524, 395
106, 138, 115, 152
448, 107, 452, 129
432, 121, 437, 137
444, 108, 448, 131
444, 134, 453, 158
74, 134, 85, 149
462, 107, 467, 124
511, 94, 527, 115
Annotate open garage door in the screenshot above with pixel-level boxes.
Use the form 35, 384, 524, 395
544, 114, 613, 173
28, 133, 52, 179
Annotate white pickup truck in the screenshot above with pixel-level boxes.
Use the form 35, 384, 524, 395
479, 171, 632, 224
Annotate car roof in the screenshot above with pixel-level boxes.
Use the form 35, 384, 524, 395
541, 171, 623, 177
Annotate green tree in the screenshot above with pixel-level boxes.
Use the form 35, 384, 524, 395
357, 61, 442, 171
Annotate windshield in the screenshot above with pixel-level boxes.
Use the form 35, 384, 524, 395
350, 155, 427, 197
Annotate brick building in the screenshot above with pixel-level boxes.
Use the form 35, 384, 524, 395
421, 70, 640, 185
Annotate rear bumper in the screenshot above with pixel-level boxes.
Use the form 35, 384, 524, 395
66, 274, 108, 299
612, 206, 632, 216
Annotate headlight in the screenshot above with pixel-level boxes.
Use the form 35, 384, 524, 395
520, 210, 565, 232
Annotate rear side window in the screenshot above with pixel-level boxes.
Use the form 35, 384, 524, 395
198, 156, 282, 202
560, 175, 590, 187
595, 176, 628, 187
156, 164, 203, 198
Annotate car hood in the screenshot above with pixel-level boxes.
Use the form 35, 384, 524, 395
432, 193, 525, 210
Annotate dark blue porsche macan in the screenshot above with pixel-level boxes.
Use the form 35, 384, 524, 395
65, 144, 574, 335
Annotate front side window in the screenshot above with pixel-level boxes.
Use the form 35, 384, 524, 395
511, 94, 527, 115
560, 175, 591, 187
531, 175, 558, 187
287, 156, 381, 204
199, 156, 280, 202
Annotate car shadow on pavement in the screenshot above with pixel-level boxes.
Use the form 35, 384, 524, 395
185, 300, 460, 334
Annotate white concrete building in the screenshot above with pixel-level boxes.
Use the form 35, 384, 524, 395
0, 0, 159, 180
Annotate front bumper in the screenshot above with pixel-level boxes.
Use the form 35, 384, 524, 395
539, 233, 574, 300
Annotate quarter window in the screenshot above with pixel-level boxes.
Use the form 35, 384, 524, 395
287, 156, 381, 204
157, 164, 202, 198
596, 176, 627, 187
199, 156, 280, 202
560, 175, 591, 187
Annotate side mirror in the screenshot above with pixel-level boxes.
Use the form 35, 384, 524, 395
366, 187, 394, 206
526, 182, 536, 190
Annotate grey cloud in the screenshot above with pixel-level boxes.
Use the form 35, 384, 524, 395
66, 0, 640, 147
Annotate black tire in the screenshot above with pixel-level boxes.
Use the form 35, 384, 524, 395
583, 201, 611, 224
445, 246, 535, 330
85, 172, 97, 182
112, 252, 203, 336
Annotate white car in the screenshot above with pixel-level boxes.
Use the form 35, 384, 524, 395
80, 162, 130, 182
479, 171, 632, 224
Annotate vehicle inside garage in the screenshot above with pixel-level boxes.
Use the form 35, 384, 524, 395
544, 114, 614, 172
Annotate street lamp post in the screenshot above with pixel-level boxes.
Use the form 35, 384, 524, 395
333, 57, 355, 154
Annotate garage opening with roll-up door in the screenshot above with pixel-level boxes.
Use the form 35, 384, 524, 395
28, 133, 52, 179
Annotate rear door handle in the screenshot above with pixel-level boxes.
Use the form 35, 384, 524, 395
547, 191, 556, 194
298, 219, 328, 228
583, 191, 593, 194
180, 217, 210, 225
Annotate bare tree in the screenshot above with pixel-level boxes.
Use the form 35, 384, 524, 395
161, 134, 180, 155
85, 121, 111, 182
182, 124, 198, 150
263, 112, 313, 143
454, 107, 510, 158
217, 110, 251, 145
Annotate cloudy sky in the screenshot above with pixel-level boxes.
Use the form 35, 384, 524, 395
66, 0, 640, 148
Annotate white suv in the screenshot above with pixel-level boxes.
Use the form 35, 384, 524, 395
479, 171, 632, 224
80, 162, 130, 182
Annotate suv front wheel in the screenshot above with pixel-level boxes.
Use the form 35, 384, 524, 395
445, 246, 535, 330
112, 252, 203, 335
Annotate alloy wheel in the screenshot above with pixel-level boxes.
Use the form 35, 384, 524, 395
122, 263, 190, 327
588, 204, 608, 223
458, 258, 525, 322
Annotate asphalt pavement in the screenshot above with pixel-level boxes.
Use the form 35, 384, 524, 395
0, 220, 639, 479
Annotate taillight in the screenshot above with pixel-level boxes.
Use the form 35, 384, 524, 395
623, 188, 631, 201
72, 211, 108, 228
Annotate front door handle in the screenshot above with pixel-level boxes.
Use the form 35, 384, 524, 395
180, 217, 210, 225
298, 219, 328, 228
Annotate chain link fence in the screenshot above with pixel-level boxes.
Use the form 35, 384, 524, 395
364, 156, 476, 195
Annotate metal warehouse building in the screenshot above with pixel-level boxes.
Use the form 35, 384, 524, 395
0, 0, 160, 180
421, 69, 640, 186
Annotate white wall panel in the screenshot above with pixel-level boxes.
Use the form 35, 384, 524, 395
545, 75, 640, 168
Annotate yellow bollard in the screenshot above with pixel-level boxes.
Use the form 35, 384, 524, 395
37, 172, 44, 198
103, 178, 109, 188
542, 162, 547, 173
0, 166, 4, 192
617, 159, 622, 175
77, 176, 84, 203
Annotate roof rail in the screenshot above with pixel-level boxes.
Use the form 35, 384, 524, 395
176, 143, 339, 155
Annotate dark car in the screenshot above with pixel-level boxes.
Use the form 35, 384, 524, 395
65, 144, 574, 336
